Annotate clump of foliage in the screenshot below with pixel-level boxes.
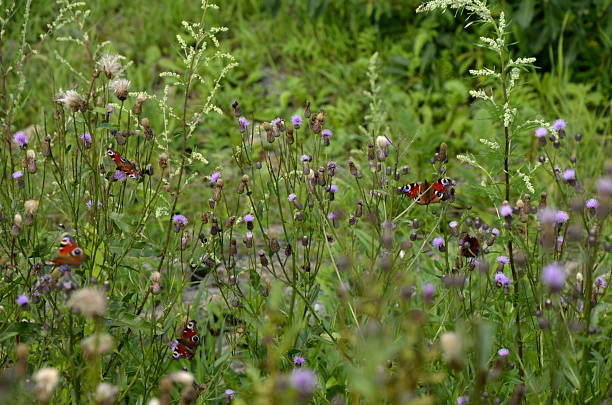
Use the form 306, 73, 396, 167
1, 0, 610, 404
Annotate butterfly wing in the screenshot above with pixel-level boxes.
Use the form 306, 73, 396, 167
171, 340, 194, 359
180, 320, 201, 350
107, 148, 140, 179
399, 183, 421, 200
51, 233, 85, 267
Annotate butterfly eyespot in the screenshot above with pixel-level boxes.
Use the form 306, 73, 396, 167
120, 157, 127, 162
435, 191, 444, 198
187, 321, 196, 329
172, 350, 180, 359
107, 149, 114, 156
72, 248, 82, 256
191, 335, 199, 343
128, 173, 138, 179
61, 237, 70, 244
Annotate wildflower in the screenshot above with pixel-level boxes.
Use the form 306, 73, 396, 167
210, 171, 221, 184
499, 203, 513, 217
498, 348, 509, 357
290, 368, 317, 397
563, 169, 575, 181
534, 127, 547, 138
26, 149, 37, 173
24, 200, 39, 216
496, 256, 509, 265
109, 78, 131, 101
13, 170, 24, 179
231, 101, 241, 116
94, 382, 119, 405
328, 184, 338, 193
555, 210, 569, 224
288, 193, 297, 202
432, 237, 445, 249
585, 198, 599, 209
86, 200, 102, 210
322, 129, 332, 137
595, 276, 607, 294
244, 214, 255, 230
13, 131, 28, 149
172, 214, 188, 231
300, 155, 310, 162
542, 262, 566, 292
168, 370, 194, 386
225, 389, 235, 402
57, 90, 87, 112
105, 104, 114, 116
597, 176, 612, 195
33, 367, 60, 403
293, 355, 305, 367
494, 272, 511, 288
457, 396, 469, 405
81, 333, 114, 357
449, 221, 458, 229
97, 54, 122, 79
491, 228, 500, 236
80, 133, 92, 148
238, 116, 249, 131
16, 294, 29, 309
552, 119, 566, 131
67, 287, 107, 318
440, 332, 462, 368
292, 115, 302, 128
376, 135, 392, 160
422, 283, 435, 303
113, 170, 127, 182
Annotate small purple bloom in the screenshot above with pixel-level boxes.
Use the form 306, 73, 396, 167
300, 155, 310, 162
555, 210, 569, 224
16, 294, 30, 307
495, 272, 511, 288
80, 132, 92, 148
293, 355, 305, 367
457, 396, 470, 405
244, 214, 255, 223
225, 389, 235, 401
498, 348, 510, 357
535, 127, 548, 138
585, 198, 599, 209
552, 119, 566, 131
113, 170, 127, 182
496, 256, 509, 265
542, 262, 566, 292
327, 212, 336, 220
210, 171, 221, 183
328, 185, 338, 193
563, 169, 575, 181
432, 237, 445, 248
595, 276, 607, 289
238, 116, 249, 131
13, 131, 28, 148
13, 170, 24, 179
322, 129, 332, 137
245, 231, 253, 239
172, 214, 188, 226
422, 283, 435, 303
105, 104, 114, 115
292, 115, 302, 128
86, 200, 101, 210
500, 204, 513, 217
538, 207, 557, 224
491, 228, 501, 236
288, 193, 297, 202
448, 221, 458, 229
290, 368, 317, 396
597, 177, 612, 195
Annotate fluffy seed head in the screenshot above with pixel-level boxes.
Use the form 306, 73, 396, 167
24, 200, 39, 215
94, 382, 119, 405
97, 54, 122, 79
81, 333, 114, 357
57, 90, 87, 112
33, 367, 60, 403
109, 79, 131, 101
67, 287, 107, 318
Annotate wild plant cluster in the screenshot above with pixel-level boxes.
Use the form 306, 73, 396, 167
1, 0, 610, 404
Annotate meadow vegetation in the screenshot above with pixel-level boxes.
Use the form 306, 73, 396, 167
1, 0, 610, 404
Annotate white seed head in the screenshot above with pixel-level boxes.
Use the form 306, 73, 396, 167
168, 370, 194, 386
150, 271, 161, 283
109, 79, 131, 101
14, 213, 23, 226
67, 287, 107, 318
26, 149, 36, 160
57, 90, 87, 112
24, 200, 39, 215
94, 382, 119, 405
376, 135, 392, 150
33, 367, 60, 403
147, 399, 161, 405
440, 332, 462, 363
81, 333, 114, 357
97, 54, 123, 79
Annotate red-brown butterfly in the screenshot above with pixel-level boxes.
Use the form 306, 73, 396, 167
459, 234, 480, 258
171, 320, 200, 359
50, 233, 85, 267
107, 148, 141, 179
398, 178, 454, 205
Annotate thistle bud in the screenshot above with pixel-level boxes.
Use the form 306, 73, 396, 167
213, 179, 224, 201
158, 153, 168, 169
438, 143, 448, 162
142, 117, 154, 140
304, 101, 311, 118
270, 237, 280, 253
258, 250, 268, 266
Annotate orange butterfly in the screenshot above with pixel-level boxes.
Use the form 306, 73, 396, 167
399, 178, 455, 205
51, 233, 85, 268
107, 148, 141, 179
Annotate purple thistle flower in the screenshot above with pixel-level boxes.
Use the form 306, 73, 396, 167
552, 119, 566, 131
542, 262, 566, 292
13, 131, 28, 149
290, 368, 317, 396
585, 198, 599, 209
225, 389, 235, 401
172, 214, 188, 226
563, 169, 575, 181
245, 231, 253, 239
238, 116, 249, 131
496, 256, 509, 265
210, 171, 221, 184
16, 294, 30, 308
597, 177, 612, 195
432, 237, 445, 248
328, 185, 338, 193
555, 210, 569, 224
86, 200, 101, 210
457, 396, 470, 405
327, 212, 336, 220
80, 132, 92, 148
113, 170, 127, 182
499, 204, 513, 217
293, 355, 305, 367
595, 276, 607, 289
494, 272, 511, 288
244, 214, 255, 223
292, 115, 302, 128
491, 228, 501, 236
300, 155, 310, 162
288, 193, 297, 202
12, 170, 24, 179
422, 283, 435, 303
448, 221, 458, 229
322, 129, 332, 137
535, 127, 548, 138
538, 207, 557, 224
498, 348, 510, 357
105, 104, 114, 115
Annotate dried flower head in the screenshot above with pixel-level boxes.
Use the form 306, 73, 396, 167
97, 54, 123, 79
94, 382, 119, 405
24, 200, 39, 215
67, 287, 107, 318
57, 90, 87, 112
33, 367, 60, 403
81, 333, 114, 357
109, 79, 131, 101
440, 332, 462, 366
